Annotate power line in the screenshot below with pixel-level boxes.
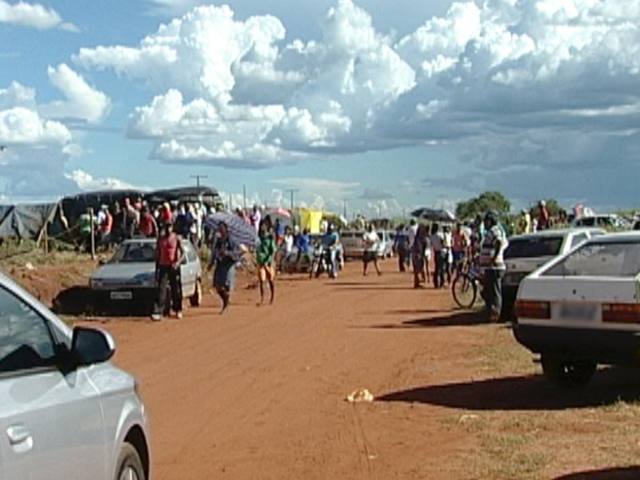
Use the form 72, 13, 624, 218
190, 174, 208, 188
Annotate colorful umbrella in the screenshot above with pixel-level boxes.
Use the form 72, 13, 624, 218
205, 212, 259, 247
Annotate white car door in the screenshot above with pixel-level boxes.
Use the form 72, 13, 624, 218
0, 287, 107, 480
180, 242, 198, 296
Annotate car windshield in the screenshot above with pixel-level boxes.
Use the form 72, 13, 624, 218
504, 236, 563, 259
110, 242, 156, 263
543, 241, 640, 277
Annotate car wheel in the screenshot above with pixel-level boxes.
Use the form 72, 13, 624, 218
115, 443, 146, 480
190, 278, 202, 307
541, 354, 596, 387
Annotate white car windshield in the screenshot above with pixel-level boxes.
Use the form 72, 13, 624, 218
110, 243, 156, 263
543, 241, 640, 277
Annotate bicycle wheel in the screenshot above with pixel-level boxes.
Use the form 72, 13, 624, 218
452, 274, 477, 309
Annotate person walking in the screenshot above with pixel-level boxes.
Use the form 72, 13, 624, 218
412, 224, 427, 288
479, 211, 508, 322
209, 222, 240, 314
394, 225, 410, 272
431, 223, 446, 288
452, 222, 468, 277
443, 225, 453, 286
362, 224, 382, 276
256, 222, 276, 305
152, 222, 184, 321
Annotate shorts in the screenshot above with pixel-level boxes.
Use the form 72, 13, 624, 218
363, 251, 377, 263
258, 264, 275, 282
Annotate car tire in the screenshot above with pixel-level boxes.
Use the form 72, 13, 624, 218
115, 442, 146, 480
541, 354, 596, 387
190, 279, 202, 307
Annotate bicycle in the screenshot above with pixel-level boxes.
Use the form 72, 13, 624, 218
451, 256, 484, 309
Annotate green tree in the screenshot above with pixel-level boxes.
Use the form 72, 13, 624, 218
455, 191, 511, 220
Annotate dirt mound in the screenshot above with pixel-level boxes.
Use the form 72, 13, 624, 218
0, 252, 97, 307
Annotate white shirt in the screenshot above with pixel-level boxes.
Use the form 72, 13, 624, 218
363, 231, 380, 252
407, 224, 418, 248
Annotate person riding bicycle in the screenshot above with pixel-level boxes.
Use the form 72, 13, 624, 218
479, 211, 508, 322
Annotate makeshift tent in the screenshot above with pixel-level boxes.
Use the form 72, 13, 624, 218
299, 208, 323, 234
61, 189, 143, 226
144, 186, 219, 207
0, 203, 64, 241
411, 207, 456, 223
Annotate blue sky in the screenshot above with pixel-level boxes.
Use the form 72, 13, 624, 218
1, 0, 639, 216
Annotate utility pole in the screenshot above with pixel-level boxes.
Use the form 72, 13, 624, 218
242, 185, 247, 210
343, 199, 348, 219
285, 188, 299, 212
190, 174, 208, 188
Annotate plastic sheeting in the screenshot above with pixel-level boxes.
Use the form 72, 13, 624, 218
299, 208, 323, 234
0, 203, 60, 240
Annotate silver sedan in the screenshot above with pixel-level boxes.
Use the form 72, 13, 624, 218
0, 272, 150, 479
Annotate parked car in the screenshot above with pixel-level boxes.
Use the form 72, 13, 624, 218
341, 229, 392, 259
502, 228, 605, 319
572, 214, 625, 230
0, 272, 150, 479
513, 232, 640, 387
90, 237, 203, 312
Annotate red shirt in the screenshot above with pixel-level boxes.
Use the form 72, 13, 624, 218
157, 234, 180, 267
100, 212, 113, 234
139, 213, 157, 237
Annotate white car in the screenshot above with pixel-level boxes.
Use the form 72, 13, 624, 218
514, 232, 640, 387
572, 214, 624, 229
341, 230, 392, 259
502, 228, 604, 318
0, 272, 150, 479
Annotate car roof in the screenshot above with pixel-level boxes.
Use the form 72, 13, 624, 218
509, 228, 604, 241
122, 238, 156, 245
584, 231, 640, 243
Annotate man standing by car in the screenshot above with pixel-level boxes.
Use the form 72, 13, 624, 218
479, 211, 508, 322
152, 222, 184, 321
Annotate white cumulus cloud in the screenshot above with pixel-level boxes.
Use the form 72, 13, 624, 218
0, 0, 78, 31
42, 64, 110, 123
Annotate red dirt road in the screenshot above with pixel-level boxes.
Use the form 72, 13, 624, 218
106, 262, 484, 480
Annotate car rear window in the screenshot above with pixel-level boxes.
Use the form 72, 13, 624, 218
110, 243, 156, 263
543, 241, 640, 277
504, 237, 563, 259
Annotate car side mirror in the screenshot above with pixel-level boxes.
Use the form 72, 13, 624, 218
71, 327, 116, 367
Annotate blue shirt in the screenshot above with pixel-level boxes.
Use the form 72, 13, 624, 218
296, 234, 310, 253
322, 232, 339, 248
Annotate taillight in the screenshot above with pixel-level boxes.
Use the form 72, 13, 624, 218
515, 300, 551, 319
602, 303, 640, 324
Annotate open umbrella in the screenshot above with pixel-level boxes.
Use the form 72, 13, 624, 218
269, 207, 291, 218
411, 208, 456, 222
205, 212, 259, 247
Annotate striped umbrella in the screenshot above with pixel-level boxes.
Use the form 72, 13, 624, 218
205, 212, 259, 247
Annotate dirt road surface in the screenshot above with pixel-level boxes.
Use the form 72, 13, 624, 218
88, 261, 640, 480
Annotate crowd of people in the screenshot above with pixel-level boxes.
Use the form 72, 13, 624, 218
79, 197, 213, 252
80, 199, 563, 323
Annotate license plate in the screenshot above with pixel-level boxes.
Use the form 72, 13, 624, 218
110, 291, 133, 300
558, 302, 598, 321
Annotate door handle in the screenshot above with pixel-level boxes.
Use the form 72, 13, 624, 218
7, 424, 32, 447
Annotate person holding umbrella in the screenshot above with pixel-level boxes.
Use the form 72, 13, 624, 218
209, 222, 242, 314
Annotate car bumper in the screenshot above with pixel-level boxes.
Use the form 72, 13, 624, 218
91, 287, 158, 312
513, 323, 640, 364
